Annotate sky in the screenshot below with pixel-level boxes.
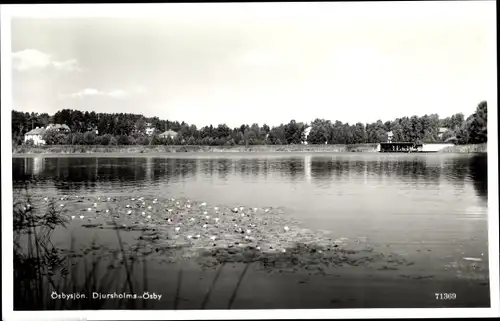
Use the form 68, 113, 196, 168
8, 2, 496, 128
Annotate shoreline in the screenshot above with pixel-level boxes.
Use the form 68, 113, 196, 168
12, 143, 487, 156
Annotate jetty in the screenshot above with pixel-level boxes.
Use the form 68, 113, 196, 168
377, 142, 455, 153
378, 142, 422, 153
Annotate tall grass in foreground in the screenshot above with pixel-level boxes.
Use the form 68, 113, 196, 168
13, 188, 252, 310
13, 191, 151, 310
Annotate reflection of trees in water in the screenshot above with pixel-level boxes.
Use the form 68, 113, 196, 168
310, 158, 335, 184
277, 158, 305, 181
469, 154, 487, 200
441, 157, 468, 189
215, 158, 231, 180
200, 159, 216, 178
235, 159, 254, 177
311, 157, 445, 187
12, 157, 199, 192
13, 155, 488, 199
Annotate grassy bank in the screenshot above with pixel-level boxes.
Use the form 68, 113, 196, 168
12, 144, 380, 155
439, 143, 487, 153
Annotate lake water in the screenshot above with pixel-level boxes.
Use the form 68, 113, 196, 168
12, 152, 490, 309
13, 152, 488, 237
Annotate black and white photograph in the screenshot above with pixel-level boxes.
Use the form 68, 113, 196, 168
1, 2, 498, 320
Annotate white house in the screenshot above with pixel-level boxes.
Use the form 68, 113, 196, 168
386, 131, 394, 143
437, 127, 449, 139
303, 127, 312, 145
159, 129, 178, 139
24, 127, 47, 145
145, 123, 156, 136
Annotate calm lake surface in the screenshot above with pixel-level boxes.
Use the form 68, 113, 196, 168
12, 152, 490, 309
13, 152, 488, 253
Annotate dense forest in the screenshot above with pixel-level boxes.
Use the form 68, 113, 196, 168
12, 101, 487, 146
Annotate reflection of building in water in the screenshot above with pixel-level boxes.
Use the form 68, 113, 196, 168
304, 155, 311, 183
24, 158, 31, 175
23, 157, 45, 177
145, 157, 153, 182
95, 158, 100, 181
32, 157, 44, 176
364, 160, 368, 185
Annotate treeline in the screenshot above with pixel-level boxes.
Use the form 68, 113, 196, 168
12, 101, 487, 146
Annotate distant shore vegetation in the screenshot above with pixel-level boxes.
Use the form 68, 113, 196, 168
12, 101, 487, 148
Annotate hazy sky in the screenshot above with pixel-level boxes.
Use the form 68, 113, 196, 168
9, 2, 496, 128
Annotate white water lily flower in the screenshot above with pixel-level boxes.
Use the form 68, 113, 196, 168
282, 249, 286, 253
127, 210, 132, 214
253, 208, 257, 211
214, 207, 218, 211
131, 198, 136, 201
105, 209, 109, 213
203, 211, 208, 215
80, 215, 84, 219
175, 227, 180, 232
205, 215, 210, 219
201, 202, 207, 206
203, 224, 208, 228
187, 235, 193, 239
71, 216, 75, 220
256, 246, 261, 250
241, 214, 245, 217
44, 197, 48, 201
284, 226, 290, 232
148, 206, 152, 210
264, 209, 270, 213
190, 218, 195, 222
246, 230, 251, 234
147, 215, 151, 219
126, 204, 130, 208
60, 204, 65, 207
167, 218, 172, 223
94, 203, 97, 207
186, 204, 191, 208
142, 212, 145, 216
210, 236, 216, 241
196, 234, 201, 238
87, 208, 92, 211
214, 218, 220, 222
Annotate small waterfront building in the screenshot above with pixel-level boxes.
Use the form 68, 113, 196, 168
379, 142, 423, 153
24, 127, 47, 145
159, 129, 178, 139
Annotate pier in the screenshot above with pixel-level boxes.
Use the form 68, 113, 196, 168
378, 142, 423, 153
